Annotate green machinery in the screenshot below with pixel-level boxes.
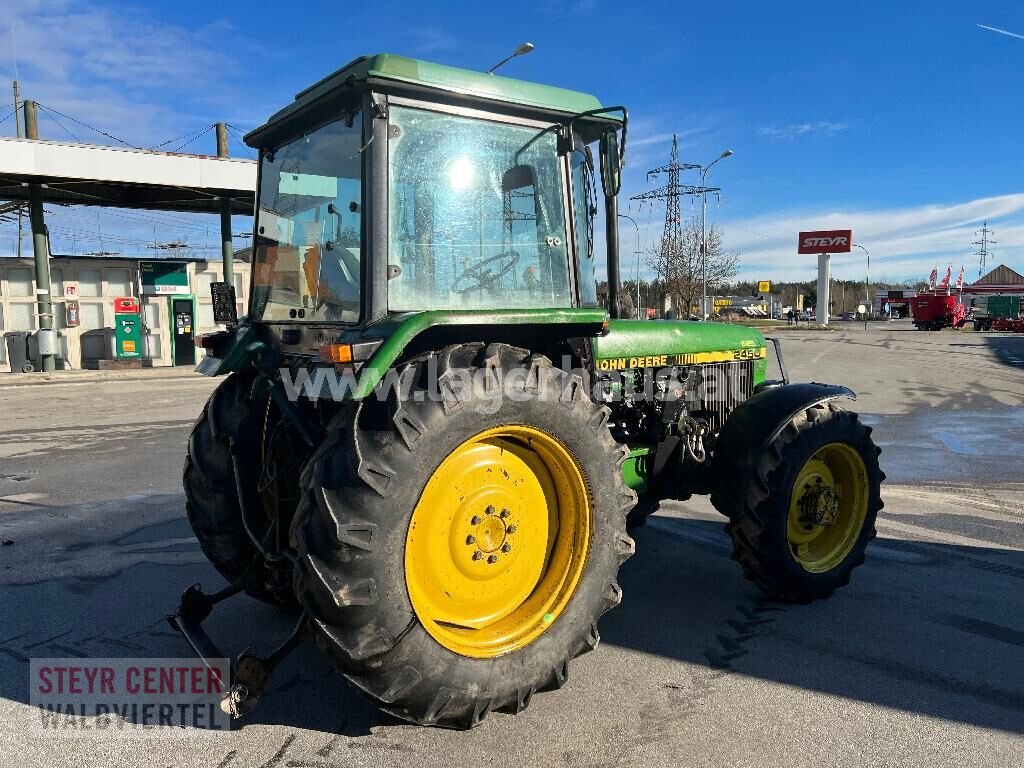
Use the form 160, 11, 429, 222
170, 54, 883, 729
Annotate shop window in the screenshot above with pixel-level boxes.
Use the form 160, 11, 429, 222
145, 334, 163, 359
8, 302, 36, 330
106, 269, 131, 297
79, 302, 105, 329
197, 303, 216, 330
142, 300, 161, 330
195, 271, 216, 297
78, 269, 102, 296
7, 268, 34, 297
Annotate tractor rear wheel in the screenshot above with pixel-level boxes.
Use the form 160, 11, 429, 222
721, 402, 882, 602
184, 372, 300, 606
292, 343, 636, 729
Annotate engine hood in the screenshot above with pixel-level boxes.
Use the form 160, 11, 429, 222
594, 319, 767, 368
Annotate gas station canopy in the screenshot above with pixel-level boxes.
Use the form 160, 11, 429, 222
0, 136, 256, 214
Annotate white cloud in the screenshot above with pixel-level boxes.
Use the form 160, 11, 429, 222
1, 1, 260, 147
759, 121, 850, 140
719, 193, 1024, 282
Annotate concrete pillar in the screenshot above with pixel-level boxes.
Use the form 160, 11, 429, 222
817, 253, 830, 326
215, 123, 233, 290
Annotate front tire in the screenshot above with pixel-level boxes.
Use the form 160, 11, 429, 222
722, 402, 883, 602
292, 343, 636, 728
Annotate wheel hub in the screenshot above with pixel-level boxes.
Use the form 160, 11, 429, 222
799, 485, 840, 528
786, 443, 871, 573
470, 506, 512, 556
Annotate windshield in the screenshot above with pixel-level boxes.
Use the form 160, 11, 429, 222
251, 110, 363, 322
387, 106, 572, 311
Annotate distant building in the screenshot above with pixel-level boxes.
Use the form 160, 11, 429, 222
0, 252, 250, 370
963, 264, 1024, 296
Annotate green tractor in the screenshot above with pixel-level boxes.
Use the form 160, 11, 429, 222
171, 54, 883, 729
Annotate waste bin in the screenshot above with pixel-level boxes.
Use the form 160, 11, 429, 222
4, 331, 34, 374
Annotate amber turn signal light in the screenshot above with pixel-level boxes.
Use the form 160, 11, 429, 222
319, 343, 354, 363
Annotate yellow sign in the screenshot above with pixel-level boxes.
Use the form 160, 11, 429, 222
595, 347, 767, 370
758, 281, 771, 294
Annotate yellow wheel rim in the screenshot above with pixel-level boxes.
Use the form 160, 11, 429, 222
404, 425, 592, 658
787, 442, 869, 573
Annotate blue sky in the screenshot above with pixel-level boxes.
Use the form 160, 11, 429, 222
2, 0, 1024, 284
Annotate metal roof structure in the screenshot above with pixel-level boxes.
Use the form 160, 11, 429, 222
0, 136, 256, 214
966, 264, 1024, 294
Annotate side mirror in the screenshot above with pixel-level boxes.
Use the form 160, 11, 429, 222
599, 128, 621, 197
502, 164, 536, 192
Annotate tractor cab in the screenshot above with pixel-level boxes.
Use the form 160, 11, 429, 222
242, 54, 626, 356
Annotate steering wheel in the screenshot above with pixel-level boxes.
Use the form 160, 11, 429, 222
453, 251, 520, 294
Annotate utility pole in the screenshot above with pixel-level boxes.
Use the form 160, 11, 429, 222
215, 123, 234, 289
24, 100, 55, 372
630, 134, 709, 318
13, 80, 23, 260
973, 222, 995, 277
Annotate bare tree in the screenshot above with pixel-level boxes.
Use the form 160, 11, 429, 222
647, 221, 739, 317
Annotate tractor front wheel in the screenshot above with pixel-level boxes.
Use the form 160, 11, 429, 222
722, 402, 883, 602
292, 343, 636, 728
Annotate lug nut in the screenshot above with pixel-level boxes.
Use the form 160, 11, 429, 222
500, 508, 510, 519
487, 554, 498, 564
501, 543, 511, 553
466, 535, 476, 545
471, 516, 481, 525
472, 551, 483, 561
485, 505, 496, 515
507, 525, 517, 534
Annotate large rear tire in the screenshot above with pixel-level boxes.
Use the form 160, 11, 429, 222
184, 372, 299, 606
720, 402, 883, 602
292, 343, 636, 729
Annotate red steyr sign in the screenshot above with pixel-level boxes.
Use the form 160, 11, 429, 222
798, 229, 853, 254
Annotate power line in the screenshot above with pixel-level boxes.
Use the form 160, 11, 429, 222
0, 103, 20, 128
36, 104, 82, 142
630, 134, 719, 304
225, 123, 255, 159
973, 221, 996, 277
151, 124, 215, 151
169, 124, 215, 153
32, 102, 140, 148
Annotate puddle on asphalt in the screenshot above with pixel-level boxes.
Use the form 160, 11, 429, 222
865, 407, 1024, 485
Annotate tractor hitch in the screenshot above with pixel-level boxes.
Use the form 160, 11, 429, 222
167, 580, 309, 718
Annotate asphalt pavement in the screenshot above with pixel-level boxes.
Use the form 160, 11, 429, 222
1, 321, 1022, 767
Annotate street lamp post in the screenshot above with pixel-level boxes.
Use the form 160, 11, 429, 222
618, 213, 641, 317
700, 150, 733, 320
487, 42, 535, 74
853, 243, 870, 315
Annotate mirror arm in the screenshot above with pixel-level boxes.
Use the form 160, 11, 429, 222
605, 186, 621, 320
568, 105, 628, 166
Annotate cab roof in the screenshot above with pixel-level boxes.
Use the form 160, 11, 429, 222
246, 53, 617, 148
